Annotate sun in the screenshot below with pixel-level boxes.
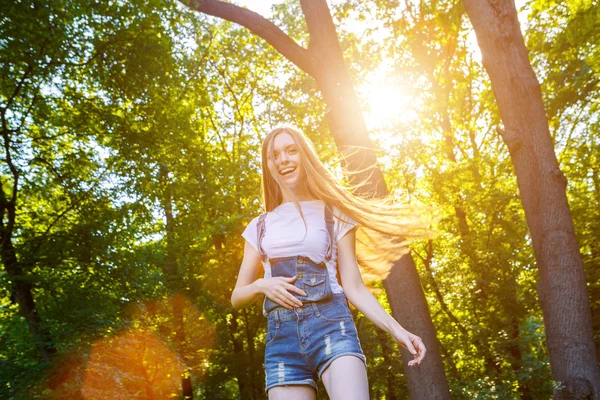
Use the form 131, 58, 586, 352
359, 80, 416, 132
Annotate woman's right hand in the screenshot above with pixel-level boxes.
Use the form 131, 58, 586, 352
257, 276, 307, 309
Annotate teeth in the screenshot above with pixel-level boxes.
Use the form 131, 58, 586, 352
280, 167, 295, 175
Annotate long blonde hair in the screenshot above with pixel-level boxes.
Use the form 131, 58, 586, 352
261, 123, 440, 285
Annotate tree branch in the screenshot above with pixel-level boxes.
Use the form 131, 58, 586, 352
179, 0, 316, 74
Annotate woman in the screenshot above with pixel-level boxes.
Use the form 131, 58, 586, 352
231, 124, 436, 399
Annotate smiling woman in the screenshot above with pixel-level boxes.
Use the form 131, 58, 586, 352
231, 123, 436, 399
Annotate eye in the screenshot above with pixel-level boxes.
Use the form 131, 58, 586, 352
288, 148, 297, 154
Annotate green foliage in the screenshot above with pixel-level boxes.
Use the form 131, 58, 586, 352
0, 0, 597, 399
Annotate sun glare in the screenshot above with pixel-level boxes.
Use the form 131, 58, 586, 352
365, 84, 410, 121
359, 80, 417, 134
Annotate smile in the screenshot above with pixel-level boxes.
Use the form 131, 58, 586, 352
280, 167, 296, 176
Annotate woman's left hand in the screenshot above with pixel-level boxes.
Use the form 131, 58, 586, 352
392, 327, 426, 366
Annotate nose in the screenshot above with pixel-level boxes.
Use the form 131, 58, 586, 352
278, 152, 290, 165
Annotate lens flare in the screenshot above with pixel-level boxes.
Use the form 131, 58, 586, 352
81, 329, 184, 399
43, 294, 216, 398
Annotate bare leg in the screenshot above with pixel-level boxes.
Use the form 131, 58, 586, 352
268, 385, 317, 400
321, 356, 369, 400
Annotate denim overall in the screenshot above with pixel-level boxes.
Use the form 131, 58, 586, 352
256, 205, 336, 314
256, 203, 367, 394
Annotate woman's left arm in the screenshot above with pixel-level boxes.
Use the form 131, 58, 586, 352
337, 228, 426, 366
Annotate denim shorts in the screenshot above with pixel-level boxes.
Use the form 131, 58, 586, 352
264, 292, 367, 394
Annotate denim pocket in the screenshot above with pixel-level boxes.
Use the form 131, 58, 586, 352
265, 319, 279, 346
302, 273, 328, 300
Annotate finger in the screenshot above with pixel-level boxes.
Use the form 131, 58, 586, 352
277, 291, 299, 309
281, 289, 302, 307
416, 342, 427, 363
275, 294, 294, 309
408, 348, 421, 366
270, 291, 294, 309
411, 340, 426, 364
282, 275, 297, 282
405, 339, 418, 357
285, 283, 307, 297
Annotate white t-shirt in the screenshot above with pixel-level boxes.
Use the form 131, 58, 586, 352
241, 200, 358, 294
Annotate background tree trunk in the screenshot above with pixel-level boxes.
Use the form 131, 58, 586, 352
384, 255, 451, 398
0, 136, 57, 363
461, 1, 600, 398
159, 164, 194, 399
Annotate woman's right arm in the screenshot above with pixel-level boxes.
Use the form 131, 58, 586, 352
231, 241, 265, 310
231, 240, 307, 311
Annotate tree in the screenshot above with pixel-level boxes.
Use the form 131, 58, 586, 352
461, 0, 600, 397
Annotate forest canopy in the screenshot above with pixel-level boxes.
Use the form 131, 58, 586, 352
1, 0, 598, 399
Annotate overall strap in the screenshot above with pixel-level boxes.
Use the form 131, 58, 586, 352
324, 205, 335, 262
256, 213, 268, 262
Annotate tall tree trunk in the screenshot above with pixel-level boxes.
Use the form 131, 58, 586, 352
383, 255, 450, 398
242, 309, 261, 400
179, 0, 451, 397
159, 165, 194, 399
0, 148, 56, 363
1, 237, 57, 362
410, 14, 525, 385
301, 2, 450, 398
172, 294, 194, 399
461, 1, 600, 398
376, 326, 398, 400
228, 308, 252, 400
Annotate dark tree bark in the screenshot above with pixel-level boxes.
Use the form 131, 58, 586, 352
228, 308, 252, 400
242, 309, 261, 400
0, 227, 57, 362
159, 165, 194, 399
0, 117, 57, 362
178, 0, 451, 397
376, 326, 398, 400
383, 254, 450, 398
461, 1, 600, 398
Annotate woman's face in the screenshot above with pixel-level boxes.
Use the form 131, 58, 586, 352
269, 131, 305, 190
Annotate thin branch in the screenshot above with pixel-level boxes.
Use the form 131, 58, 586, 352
3, 62, 36, 113
1, 125, 20, 209
557, 102, 590, 166
28, 161, 114, 256
204, 109, 232, 163
422, 240, 469, 337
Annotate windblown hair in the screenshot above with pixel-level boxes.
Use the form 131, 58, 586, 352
261, 123, 440, 286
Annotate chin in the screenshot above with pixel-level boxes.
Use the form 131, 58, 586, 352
279, 171, 305, 191
287, 176, 306, 188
